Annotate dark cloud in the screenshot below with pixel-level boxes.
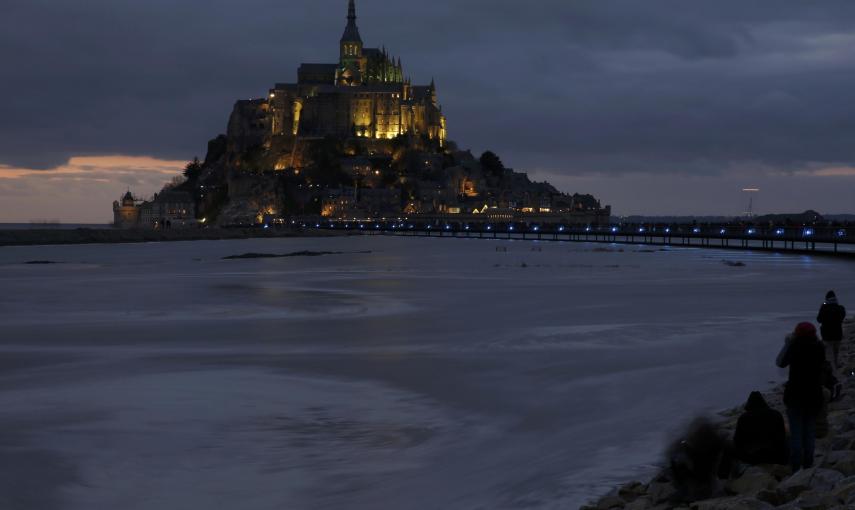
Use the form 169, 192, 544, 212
2, 1, 855, 202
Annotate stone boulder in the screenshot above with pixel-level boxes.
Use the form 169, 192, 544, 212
761, 463, 794, 481
689, 496, 773, 510
617, 481, 646, 502
823, 450, 855, 477
646, 481, 677, 504
595, 494, 625, 509
784, 489, 839, 510
835, 415, 855, 435
831, 474, 855, 503
755, 488, 782, 506
624, 497, 652, 510
777, 468, 845, 503
725, 466, 777, 495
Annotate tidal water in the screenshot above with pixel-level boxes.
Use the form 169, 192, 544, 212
1, 236, 852, 509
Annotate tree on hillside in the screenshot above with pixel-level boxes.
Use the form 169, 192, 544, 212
479, 151, 504, 177
183, 157, 203, 181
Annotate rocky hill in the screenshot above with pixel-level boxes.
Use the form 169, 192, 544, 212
171, 128, 608, 226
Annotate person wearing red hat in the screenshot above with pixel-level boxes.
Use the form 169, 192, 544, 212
776, 322, 826, 472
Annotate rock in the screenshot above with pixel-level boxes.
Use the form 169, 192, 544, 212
823, 450, 855, 477
789, 489, 836, 510
689, 496, 774, 509
836, 416, 855, 434
618, 481, 646, 502
624, 497, 652, 510
647, 481, 677, 504
755, 488, 781, 506
725, 466, 776, 495
596, 495, 625, 509
831, 475, 855, 503
758, 463, 793, 481
777, 468, 845, 503
829, 437, 851, 450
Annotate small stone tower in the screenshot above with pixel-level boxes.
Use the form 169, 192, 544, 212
113, 190, 140, 228
339, 0, 363, 85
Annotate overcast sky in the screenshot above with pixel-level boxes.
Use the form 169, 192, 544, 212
2, 0, 855, 222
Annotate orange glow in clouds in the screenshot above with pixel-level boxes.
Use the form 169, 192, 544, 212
0, 155, 187, 223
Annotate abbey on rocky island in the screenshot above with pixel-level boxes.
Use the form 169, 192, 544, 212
230, 0, 446, 161
113, 0, 611, 227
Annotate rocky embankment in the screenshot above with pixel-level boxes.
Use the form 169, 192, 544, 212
585, 318, 855, 510
0, 227, 346, 247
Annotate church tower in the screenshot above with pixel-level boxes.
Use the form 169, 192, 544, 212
339, 0, 363, 83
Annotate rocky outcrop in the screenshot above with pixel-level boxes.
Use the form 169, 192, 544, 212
584, 318, 855, 510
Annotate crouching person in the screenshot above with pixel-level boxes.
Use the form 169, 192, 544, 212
733, 391, 788, 465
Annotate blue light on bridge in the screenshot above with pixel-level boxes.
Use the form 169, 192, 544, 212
559, 226, 565, 232
638, 227, 646, 233
445, 225, 451, 230
611, 227, 618, 233
838, 230, 846, 237
585, 226, 591, 232
747, 228, 756, 235
486, 225, 492, 230
465, 225, 470, 230
509, 225, 515, 231
776, 229, 785, 236
720, 229, 726, 235
665, 228, 671, 234
804, 228, 814, 237
692, 227, 701, 234
533, 226, 540, 232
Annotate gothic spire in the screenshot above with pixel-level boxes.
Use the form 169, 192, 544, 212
341, 0, 362, 44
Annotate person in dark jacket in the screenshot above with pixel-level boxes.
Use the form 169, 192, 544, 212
817, 291, 846, 367
733, 391, 788, 465
776, 322, 826, 472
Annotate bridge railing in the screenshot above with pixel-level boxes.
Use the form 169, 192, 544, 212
294, 219, 852, 244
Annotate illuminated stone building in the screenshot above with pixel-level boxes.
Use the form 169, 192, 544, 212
231, 0, 446, 154
112, 190, 195, 229
113, 191, 140, 228
184, 0, 611, 225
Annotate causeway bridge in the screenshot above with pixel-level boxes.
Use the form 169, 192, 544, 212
297, 220, 855, 257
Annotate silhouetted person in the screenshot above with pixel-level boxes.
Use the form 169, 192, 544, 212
817, 291, 846, 367
667, 418, 733, 502
733, 392, 788, 465
776, 322, 826, 472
